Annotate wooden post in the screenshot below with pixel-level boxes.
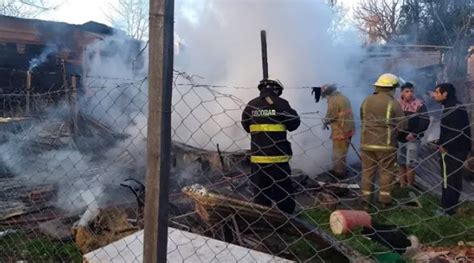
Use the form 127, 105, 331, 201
61, 59, 69, 101
143, 0, 174, 262
70, 75, 79, 136
25, 71, 32, 115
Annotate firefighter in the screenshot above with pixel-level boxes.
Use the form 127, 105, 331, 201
321, 84, 355, 179
360, 73, 406, 208
241, 79, 301, 214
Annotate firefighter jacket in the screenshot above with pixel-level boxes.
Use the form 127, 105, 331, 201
360, 90, 406, 151
439, 97, 471, 153
241, 90, 300, 164
325, 91, 355, 140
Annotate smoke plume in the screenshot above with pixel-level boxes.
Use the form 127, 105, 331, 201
29, 44, 58, 71
173, 0, 367, 175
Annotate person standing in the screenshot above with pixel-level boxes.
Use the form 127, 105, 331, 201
397, 82, 430, 187
241, 78, 300, 214
321, 84, 355, 179
360, 73, 406, 209
432, 83, 471, 215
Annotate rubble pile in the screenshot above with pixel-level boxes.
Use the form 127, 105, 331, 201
72, 208, 139, 254
415, 244, 474, 262
180, 184, 363, 262
0, 113, 469, 261
0, 178, 57, 221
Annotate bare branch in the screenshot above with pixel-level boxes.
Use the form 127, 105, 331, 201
1, 0, 63, 18
104, 0, 148, 40
353, 0, 403, 43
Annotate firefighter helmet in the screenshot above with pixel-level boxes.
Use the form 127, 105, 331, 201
373, 73, 400, 88
258, 78, 284, 96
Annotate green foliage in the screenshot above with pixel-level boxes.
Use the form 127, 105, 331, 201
0, 231, 82, 262
355, 0, 473, 45
296, 186, 474, 260
398, 0, 473, 45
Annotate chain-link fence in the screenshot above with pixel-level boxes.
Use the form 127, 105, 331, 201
0, 68, 473, 262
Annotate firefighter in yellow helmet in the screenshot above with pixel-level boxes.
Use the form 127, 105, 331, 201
321, 84, 355, 179
360, 73, 406, 209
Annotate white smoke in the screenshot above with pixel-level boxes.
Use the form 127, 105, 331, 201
29, 44, 58, 71
0, 33, 147, 221
0, 0, 375, 222
173, 0, 367, 175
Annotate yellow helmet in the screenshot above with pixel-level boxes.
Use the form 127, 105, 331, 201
373, 73, 400, 88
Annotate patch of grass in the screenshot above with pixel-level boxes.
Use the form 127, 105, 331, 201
300, 209, 390, 256
295, 186, 474, 258
287, 237, 321, 262
0, 231, 82, 262
374, 187, 474, 246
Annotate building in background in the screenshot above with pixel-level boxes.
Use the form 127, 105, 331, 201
0, 15, 141, 117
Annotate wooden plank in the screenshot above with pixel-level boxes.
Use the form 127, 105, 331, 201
0, 31, 42, 45
0, 178, 57, 221
182, 184, 360, 261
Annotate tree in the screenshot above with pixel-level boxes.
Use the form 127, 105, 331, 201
105, 0, 149, 40
353, 0, 403, 43
398, 0, 473, 80
399, 0, 473, 46
398, 0, 421, 42
354, 0, 473, 46
355, 0, 473, 88
0, 0, 60, 18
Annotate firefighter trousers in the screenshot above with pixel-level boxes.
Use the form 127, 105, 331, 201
333, 138, 351, 177
360, 150, 397, 204
440, 151, 468, 215
250, 162, 295, 214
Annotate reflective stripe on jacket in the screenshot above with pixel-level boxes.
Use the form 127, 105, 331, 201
250, 124, 286, 133
250, 155, 291, 164
241, 90, 300, 162
360, 90, 406, 151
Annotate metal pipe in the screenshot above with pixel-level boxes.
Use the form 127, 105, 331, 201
349, 141, 362, 161
260, 30, 268, 80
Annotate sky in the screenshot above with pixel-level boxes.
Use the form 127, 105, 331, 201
40, 0, 113, 25
40, 0, 361, 26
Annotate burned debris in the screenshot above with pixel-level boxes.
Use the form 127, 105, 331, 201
0, 12, 473, 263
180, 184, 364, 262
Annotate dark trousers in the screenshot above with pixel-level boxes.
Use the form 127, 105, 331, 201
250, 162, 295, 214
440, 151, 468, 215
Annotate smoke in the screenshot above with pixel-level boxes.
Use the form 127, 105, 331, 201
29, 44, 58, 71
173, 0, 367, 175
3, 0, 444, 224
0, 33, 148, 223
